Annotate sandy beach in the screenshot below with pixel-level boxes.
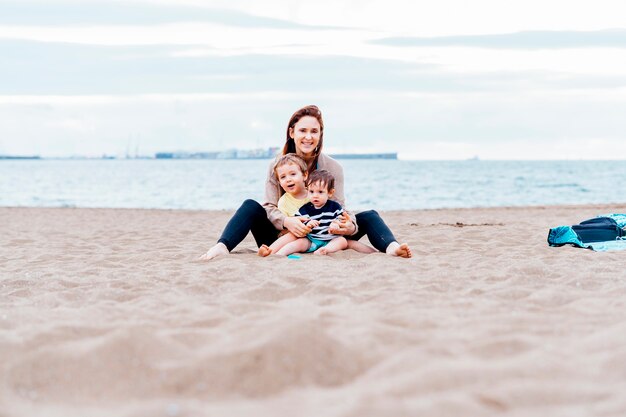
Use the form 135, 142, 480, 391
2, 204, 626, 417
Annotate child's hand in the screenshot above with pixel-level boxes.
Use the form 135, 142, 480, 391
307, 220, 320, 229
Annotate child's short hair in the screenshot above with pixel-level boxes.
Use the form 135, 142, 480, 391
273, 153, 307, 177
306, 169, 335, 191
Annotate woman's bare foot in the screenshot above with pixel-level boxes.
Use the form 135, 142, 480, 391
395, 243, 412, 258
257, 244, 273, 257
386, 242, 412, 258
199, 242, 229, 261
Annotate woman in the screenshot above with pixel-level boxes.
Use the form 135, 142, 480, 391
200, 105, 411, 260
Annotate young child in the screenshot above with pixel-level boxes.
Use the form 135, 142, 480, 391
257, 154, 309, 256
268, 169, 375, 256
273, 153, 309, 217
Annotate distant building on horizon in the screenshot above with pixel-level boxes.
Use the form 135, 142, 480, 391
0, 149, 398, 161
0, 155, 41, 160
155, 147, 281, 160
154, 148, 397, 160
329, 152, 397, 160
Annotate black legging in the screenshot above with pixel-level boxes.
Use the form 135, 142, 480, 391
217, 199, 277, 251
217, 199, 397, 252
348, 209, 398, 252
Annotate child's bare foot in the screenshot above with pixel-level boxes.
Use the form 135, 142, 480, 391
257, 244, 273, 257
199, 242, 229, 261
386, 242, 412, 258
314, 248, 328, 256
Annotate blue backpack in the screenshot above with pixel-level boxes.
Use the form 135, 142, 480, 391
548, 216, 625, 247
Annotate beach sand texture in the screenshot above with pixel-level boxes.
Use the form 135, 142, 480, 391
2, 205, 626, 417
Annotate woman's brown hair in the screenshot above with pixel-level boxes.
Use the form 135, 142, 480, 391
282, 105, 324, 169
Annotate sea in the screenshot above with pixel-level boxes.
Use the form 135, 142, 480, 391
2, 159, 625, 211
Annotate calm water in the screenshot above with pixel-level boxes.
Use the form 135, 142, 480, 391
2, 159, 625, 210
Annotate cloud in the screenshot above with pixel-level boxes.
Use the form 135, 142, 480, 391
0, 39, 431, 94
3, 88, 626, 159
4, 39, 626, 96
0, 0, 339, 29
371, 29, 626, 49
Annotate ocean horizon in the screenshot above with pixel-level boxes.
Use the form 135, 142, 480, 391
3, 159, 625, 211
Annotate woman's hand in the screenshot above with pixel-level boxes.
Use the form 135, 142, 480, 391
284, 216, 312, 238
329, 213, 356, 235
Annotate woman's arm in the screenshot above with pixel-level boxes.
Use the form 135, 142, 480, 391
262, 159, 287, 230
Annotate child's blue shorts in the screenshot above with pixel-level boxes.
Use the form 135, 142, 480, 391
306, 237, 329, 253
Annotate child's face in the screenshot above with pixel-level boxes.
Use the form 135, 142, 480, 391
308, 181, 333, 208
276, 163, 307, 196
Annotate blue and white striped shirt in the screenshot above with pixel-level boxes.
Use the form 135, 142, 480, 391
296, 200, 344, 241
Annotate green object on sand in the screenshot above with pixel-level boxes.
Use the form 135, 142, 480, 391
287, 254, 301, 260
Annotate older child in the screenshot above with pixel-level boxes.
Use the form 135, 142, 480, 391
257, 154, 309, 256
274, 170, 375, 256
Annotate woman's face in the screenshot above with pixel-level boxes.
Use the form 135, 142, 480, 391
289, 116, 321, 158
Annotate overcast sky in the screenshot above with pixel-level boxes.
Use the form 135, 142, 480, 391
1, 0, 626, 159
